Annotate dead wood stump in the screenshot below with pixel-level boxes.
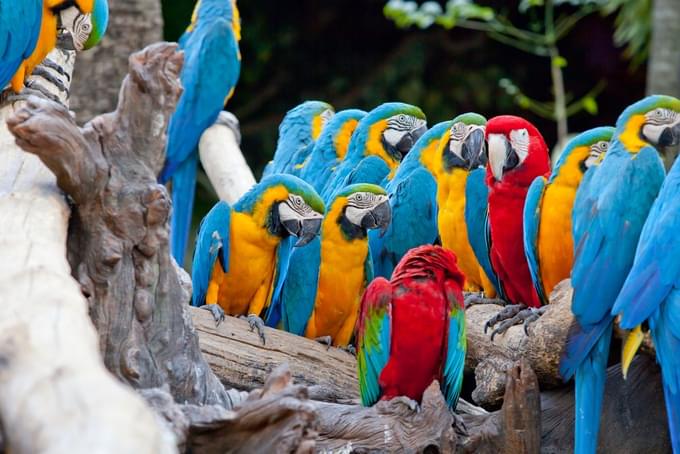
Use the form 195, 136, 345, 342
7, 42, 231, 408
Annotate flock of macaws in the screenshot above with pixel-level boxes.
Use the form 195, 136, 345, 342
4, 0, 680, 453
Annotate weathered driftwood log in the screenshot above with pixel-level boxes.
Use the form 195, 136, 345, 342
192, 306, 359, 403
199, 111, 256, 204
0, 48, 176, 453
7, 42, 233, 409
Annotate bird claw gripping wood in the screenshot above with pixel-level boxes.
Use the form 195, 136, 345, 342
201, 304, 226, 327
241, 314, 267, 345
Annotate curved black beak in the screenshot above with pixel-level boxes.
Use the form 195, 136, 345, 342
658, 122, 680, 148
361, 199, 392, 237
465, 128, 487, 170
395, 125, 428, 157
294, 217, 323, 247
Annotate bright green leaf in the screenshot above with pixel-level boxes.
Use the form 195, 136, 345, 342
582, 96, 598, 115
552, 55, 568, 68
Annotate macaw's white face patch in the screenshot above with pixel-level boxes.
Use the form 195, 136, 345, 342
585, 140, 609, 169
59, 6, 93, 51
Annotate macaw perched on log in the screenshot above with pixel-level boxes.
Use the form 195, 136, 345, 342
299, 109, 367, 194
368, 121, 452, 279
560, 95, 680, 454
262, 100, 335, 177
481, 116, 551, 336
356, 245, 466, 410
613, 150, 680, 454
191, 174, 325, 340
322, 102, 427, 202
160, 0, 241, 266
2, 0, 108, 93
523, 127, 614, 306
265, 184, 390, 348
436, 113, 496, 296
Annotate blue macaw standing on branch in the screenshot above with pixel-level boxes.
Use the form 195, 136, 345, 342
160, 0, 241, 266
262, 101, 335, 177
560, 95, 680, 454
612, 107, 680, 453
0, 0, 42, 92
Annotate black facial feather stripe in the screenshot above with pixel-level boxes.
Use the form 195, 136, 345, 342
387, 115, 420, 131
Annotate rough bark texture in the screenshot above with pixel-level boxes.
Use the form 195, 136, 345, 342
646, 0, 680, 98
192, 306, 359, 403
8, 42, 233, 409
0, 48, 176, 453
70, 0, 164, 121
199, 111, 256, 204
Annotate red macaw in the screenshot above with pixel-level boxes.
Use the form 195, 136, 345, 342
356, 245, 466, 409
482, 115, 551, 336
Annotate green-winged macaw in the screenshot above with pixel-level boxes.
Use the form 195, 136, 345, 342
478, 116, 551, 336
560, 95, 680, 454
262, 100, 335, 177
368, 120, 451, 279
356, 245, 466, 410
191, 174, 325, 337
2, 0, 108, 93
265, 183, 391, 348
613, 126, 680, 452
299, 109, 367, 193
523, 127, 613, 306
160, 0, 241, 266
321, 102, 427, 202
436, 113, 497, 296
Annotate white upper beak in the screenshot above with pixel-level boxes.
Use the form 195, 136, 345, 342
487, 133, 507, 181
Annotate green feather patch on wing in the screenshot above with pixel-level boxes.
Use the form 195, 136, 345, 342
441, 305, 466, 409
356, 277, 392, 407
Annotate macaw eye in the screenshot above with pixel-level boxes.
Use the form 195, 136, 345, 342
356, 194, 363, 201
599, 141, 608, 150
398, 114, 406, 122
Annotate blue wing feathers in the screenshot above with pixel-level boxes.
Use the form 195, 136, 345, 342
170, 154, 198, 265
191, 201, 232, 307
442, 311, 466, 409
523, 177, 548, 305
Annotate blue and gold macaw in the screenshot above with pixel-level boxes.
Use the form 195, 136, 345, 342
368, 121, 451, 279
2, 0, 108, 93
560, 95, 680, 454
160, 0, 241, 266
265, 183, 390, 347
436, 113, 498, 296
191, 174, 325, 337
321, 102, 427, 202
612, 111, 680, 453
262, 101, 335, 177
299, 109, 367, 193
523, 127, 613, 305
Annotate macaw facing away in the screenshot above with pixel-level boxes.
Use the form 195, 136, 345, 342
523, 127, 614, 306
560, 95, 680, 454
191, 174, 325, 339
436, 113, 496, 296
262, 101, 335, 177
481, 116, 551, 335
299, 109, 367, 194
0, 0, 41, 92
368, 121, 452, 279
613, 129, 680, 452
321, 102, 427, 202
266, 184, 391, 348
161, 0, 241, 267
356, 245, 466, 411
3, 0, 108, 93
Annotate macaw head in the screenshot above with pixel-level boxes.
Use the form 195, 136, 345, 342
391, 245, 465, 301
398, 120, 453, 176
442, 112, 487, 172
549, 126, 614, 185
279, 101, 335, 145
485, 115, 551, 187
331, 184, 391, 240
237, 175, 325, 247
615, 95, 680, 155
349, 102, 427, 169
314, 109, 367, 161
56, 0, 109, 51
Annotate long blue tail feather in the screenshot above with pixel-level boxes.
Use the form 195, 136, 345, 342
574, 321, 612, 454
170, 154, 198, 266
